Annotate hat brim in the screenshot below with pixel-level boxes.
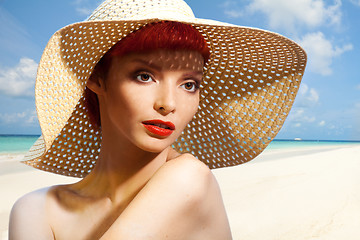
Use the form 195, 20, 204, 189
23, 18, 306, 177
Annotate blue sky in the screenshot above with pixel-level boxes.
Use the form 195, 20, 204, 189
0, 0, 359, 140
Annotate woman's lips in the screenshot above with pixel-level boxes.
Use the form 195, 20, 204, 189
142, 120, 175, 137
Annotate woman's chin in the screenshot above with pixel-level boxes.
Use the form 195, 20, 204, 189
135, 136, 175, 154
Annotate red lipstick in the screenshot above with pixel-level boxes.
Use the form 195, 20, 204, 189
142, 119, 175, 137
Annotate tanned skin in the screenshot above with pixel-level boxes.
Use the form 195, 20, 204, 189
9, 50, 232, 240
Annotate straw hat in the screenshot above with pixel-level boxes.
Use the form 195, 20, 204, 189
23, 0, 307, 177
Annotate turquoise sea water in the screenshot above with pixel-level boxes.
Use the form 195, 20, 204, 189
266, 139, 360, 150
0, 135, 40, 154
0, 135, 359, 154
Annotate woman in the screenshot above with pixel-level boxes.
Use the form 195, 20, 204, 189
9, 0, 307, 239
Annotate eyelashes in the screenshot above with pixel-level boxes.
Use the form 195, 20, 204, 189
135, 72, 153, 83
132, 69, 201, 93
181, 80, 200, 92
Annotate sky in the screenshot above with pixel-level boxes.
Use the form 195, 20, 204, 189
0, 0, 359, 140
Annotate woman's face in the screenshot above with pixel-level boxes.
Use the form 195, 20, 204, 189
96, 49, 204, 153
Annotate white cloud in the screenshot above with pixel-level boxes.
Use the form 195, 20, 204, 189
296, 83, 320, 107
356, 84, 360, 90
319, 120, 326, 126
286, 83, 319, 127
294, 123, 302, 128
298, 32, 353, 75
76, 7, 94, 16
223, 0, 342, 32
72, 0, 102, 17
0, 109, 38, 126
0, 57, 37, 97
291, 108, 316, 123
287, 107, 316, 132
350, 0, 360, 6
222, 1, 244, 18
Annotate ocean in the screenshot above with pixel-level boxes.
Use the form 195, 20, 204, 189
266, 139, 360, 150
0, 134, 360, 155
0, 135, 40, 154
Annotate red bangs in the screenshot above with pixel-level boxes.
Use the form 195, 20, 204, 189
108, 21, 210, 62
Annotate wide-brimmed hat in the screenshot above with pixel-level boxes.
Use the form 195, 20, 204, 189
23, 0, 307, 177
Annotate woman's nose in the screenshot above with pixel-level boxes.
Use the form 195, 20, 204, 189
154, 84, 176, 115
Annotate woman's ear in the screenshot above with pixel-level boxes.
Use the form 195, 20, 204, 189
86, 74, 106, 95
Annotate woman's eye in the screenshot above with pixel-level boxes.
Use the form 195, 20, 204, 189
181, 82, 198, 92
136, 73, 153, 82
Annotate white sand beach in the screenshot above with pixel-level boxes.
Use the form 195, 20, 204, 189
1, 144, 360, 240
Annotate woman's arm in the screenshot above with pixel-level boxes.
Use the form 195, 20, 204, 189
9, 188, 54, 240
100, 154, 232, 240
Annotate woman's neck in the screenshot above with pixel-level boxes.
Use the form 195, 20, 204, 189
72, 131, 171, 205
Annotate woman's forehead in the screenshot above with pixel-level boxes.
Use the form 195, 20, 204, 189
121, 49, 204, 72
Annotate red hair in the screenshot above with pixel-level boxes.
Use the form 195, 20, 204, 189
85, 21, 210, 129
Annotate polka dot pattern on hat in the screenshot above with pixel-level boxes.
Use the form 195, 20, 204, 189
23, 0, 306, 177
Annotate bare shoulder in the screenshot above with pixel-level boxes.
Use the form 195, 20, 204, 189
161, 154, 225, 203
162, 153, 233, 239
9, 188, 54, 240
164, 153, 213, 184
153, 153, 213, 203
107, 153, 232, 239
